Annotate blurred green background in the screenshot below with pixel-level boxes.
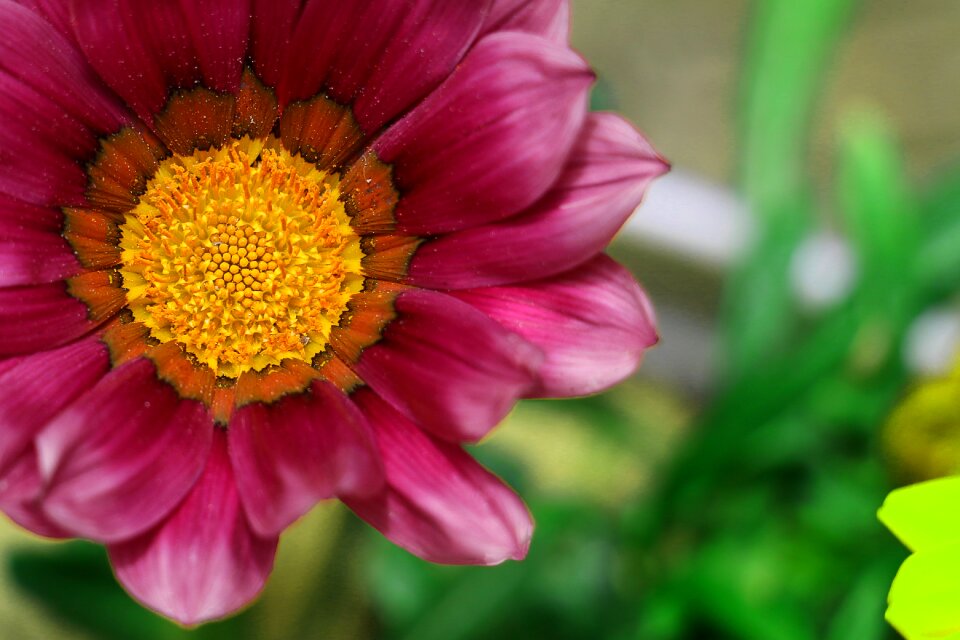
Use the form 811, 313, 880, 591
5, 1, 959, 638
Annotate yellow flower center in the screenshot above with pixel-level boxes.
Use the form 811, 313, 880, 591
119, 137, 364, 378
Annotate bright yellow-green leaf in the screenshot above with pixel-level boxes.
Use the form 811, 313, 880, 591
878, 476, 960, 552
887, 545, 960, 639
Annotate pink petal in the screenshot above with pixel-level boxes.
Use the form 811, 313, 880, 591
0, 237, 79, 287
345, 390, 533, 565
38, 358, 214, 543
0, 357, 22, 376
13, 0, 74, 43
0, 283, 100, 356
274, 0, 490, 134
371, 31, 593, 235
0, 2, 129, 207
0, 337, 108, 477
0, 3, 126, 131
481, 0, 570, 43
0, 196, 81, 286
177, 0, 251, 95
229, 380, 384, 538
356, 289, 542, 443
248, 0, 301, 90
454, 255, 657, 398
109, 431, 278, 626
409, 113, 668, 289
0, 447, 71, 539
349, 0, 491, 134
70, 0, 250, 122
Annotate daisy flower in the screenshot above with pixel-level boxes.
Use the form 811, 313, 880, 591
0, 0, 666, 623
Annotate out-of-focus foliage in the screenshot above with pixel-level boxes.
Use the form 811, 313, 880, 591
632, 0, 958, 636
3, 0, 958, 638
884, 371, 960, 483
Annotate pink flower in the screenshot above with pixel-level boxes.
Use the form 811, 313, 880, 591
0, 0, 666, 625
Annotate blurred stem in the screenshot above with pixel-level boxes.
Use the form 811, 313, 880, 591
740, 0, 858, 214
722, 0, 859, 379
913, 169, 960, 301
836, 114, 919, 331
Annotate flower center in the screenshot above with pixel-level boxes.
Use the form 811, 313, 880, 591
119, 137, 365, 378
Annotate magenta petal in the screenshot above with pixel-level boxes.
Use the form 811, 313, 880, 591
13, 0, 74, 43
0, 447, 70, 538
0, 3, 127, 132
177, 0, 251, 94
408, 113, 668, 289
454, 255, 657, 398
372, 32, 593, 235
0, 337, 108, 476
249, 0, 301, 90
481, 0, 570, 43
0, 234, 79, 287
0, 283, 100, 356
346, 391, 532, 564
0, 113, 84, 208
0, 196, 81, 286
349, 0, 490, 134
356, 289, 542, 443
110, 431, 278, 626
68, 1, 165, 120
70, 0, 250, 122
38, 358, 214, 543
277, 0, 489, 133
0, 357, 22, 377
0, 3, 128, 207
229, 380, 384, 538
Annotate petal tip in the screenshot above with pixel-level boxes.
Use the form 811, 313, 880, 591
479, 507, 534, 566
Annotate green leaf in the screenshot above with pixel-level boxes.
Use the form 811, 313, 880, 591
836, 113, 918, 315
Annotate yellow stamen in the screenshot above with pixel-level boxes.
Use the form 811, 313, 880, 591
119, 137, 364, 377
